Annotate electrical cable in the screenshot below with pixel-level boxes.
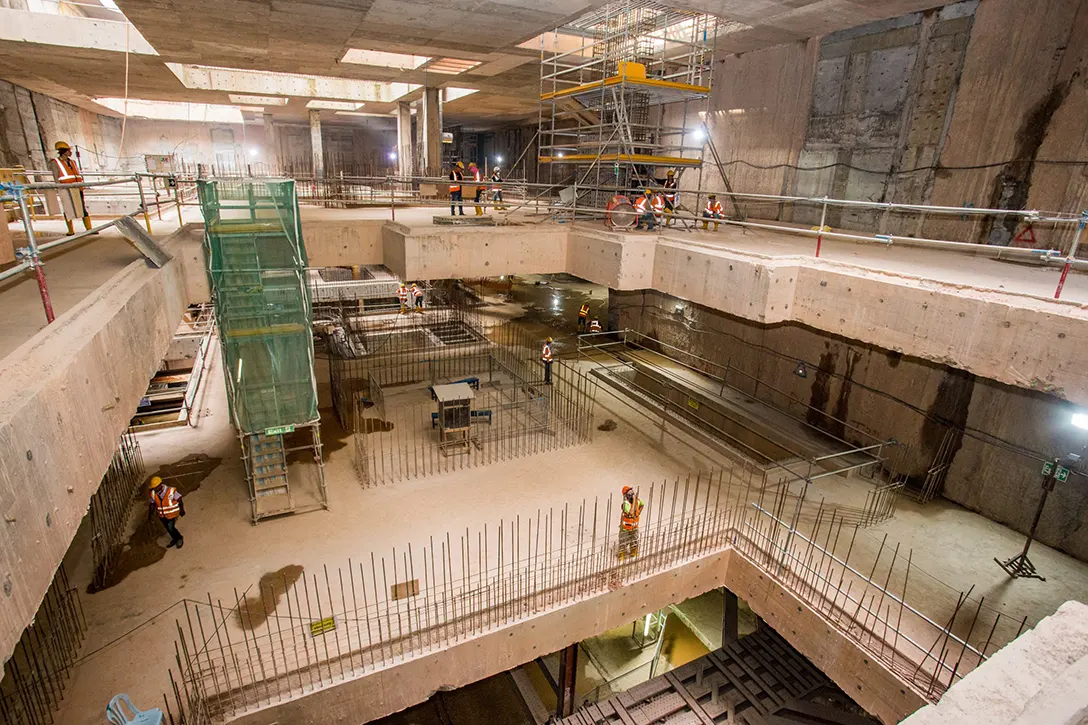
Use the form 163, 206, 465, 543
114, 21, 131, 170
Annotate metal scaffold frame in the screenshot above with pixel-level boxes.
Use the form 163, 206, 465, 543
538, 0, 715, 210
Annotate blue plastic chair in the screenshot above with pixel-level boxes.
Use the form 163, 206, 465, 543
105, 694, 163, 725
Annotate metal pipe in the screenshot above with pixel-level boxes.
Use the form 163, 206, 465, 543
15, 191, 54, 323
1054, 210, 1087, 299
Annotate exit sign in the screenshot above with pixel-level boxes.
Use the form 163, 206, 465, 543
265, 425, 295, 436
1041, 461, 1054, 476
1056, 466, 1070, 482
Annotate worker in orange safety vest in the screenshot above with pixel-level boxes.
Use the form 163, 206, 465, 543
619, 485, 645, 558
703, 194, 724, 231
50, 141, 93, 235
541, 336, 553, 385
490, 167, 505, 210
149, 475, 185, 549
633, 189, 656, 231
662, 169, 678, 227
397, 282, 409, 313
469, 161, 484, 216
577, 302, 590, 331
589, 318, 602, 333
411, 282, 424, 313
651, 192, 665, 224
449, 161, 465, 216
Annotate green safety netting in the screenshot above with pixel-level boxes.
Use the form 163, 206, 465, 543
198, 179, 318, 434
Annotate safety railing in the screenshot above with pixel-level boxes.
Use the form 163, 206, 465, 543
165, 473, 1028, 725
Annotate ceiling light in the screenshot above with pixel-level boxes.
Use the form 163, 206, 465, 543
228, 94, 288, 106
248, 147, 259, 157
1073, 413, 1088, 431
495, 155, 503, 163
341, 49, 431, 70
692, 128, 705, 140
93, 98, 243, 123
306, 100, 365, 111
426, 58, 481, 75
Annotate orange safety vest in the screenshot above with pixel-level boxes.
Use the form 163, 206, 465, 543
411, 285, 421, 300
651, 195, 665, 216
52, 156, 82, 183
590, 319, 601, 332
578, 304, 589, 319
472, 168, 482, 182
397, 286, 408, 302
449, 170, 463, 192
152, 485, 181, 519
620, 497, 644, 531
705, 200, 723, 215
663, 178, 677, 202
491, 173, 502, 186
541, 343, 552, 363
633, 196, 649, 214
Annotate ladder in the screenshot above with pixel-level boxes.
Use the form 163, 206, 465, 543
247, 433, 289, 499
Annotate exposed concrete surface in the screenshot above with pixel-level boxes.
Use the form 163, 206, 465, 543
902, 600, 1088, 725
0, 223, 196, 665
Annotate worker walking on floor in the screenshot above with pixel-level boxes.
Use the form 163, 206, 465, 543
619, 485, 644, 559
541, 336, 553, 385
662, 169, 678, 227
397, 282, 409, 313
703, 194, 724, 231
149, 476, 185, 549
412, 282, 424, 313
50, 141, 93, 236
491, 166, 505, 210
577, 302, 590, 331
469, 161, 484, 215
449, 161, 465, 216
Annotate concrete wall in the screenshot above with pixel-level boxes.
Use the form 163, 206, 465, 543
611, 287, 1088, 562
0, 226, 195, 665
227, 549, 926, 725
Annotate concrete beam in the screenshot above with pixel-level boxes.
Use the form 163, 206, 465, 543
0, 226, 196, 665
164, 64, 419, 103
0, 9, 158, 55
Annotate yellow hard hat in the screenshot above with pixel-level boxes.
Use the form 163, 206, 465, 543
645, 188, 653, 195
149, 475, 163, 489
666, 169, 675, 176
54, 141, 71, 151
455, 161, 464, 168
708, 193, 717, 198
546, 337, 553, 343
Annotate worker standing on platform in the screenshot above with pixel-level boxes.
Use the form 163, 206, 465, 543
469, 161, 484, 215
619, 485, 644, 559
490, 166, 505, 210
397, 282, 409, 313
633, 189, 656, 231
50, 141, 93, 236
662, 169, 678, 227
577, 302, 590, 331
589, 318, 602, 333
703, 194, 724, 231
412, 282, 424, 313
541, 336, 553, 385
149, 476, 185, 550
449, 161, 465, 216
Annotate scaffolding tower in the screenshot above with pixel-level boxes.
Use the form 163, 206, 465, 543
198, 178, 328, 523
538, 0, 715, 213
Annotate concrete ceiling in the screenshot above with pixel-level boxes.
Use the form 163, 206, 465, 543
0, 0, 963, 129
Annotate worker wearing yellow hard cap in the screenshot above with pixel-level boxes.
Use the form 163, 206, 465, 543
618, 485, 645, 559
449, 161, 465, 216
541, 336, 553, 385
662, 169, 678, 227
148, 475, 185, 549
50, 141, 93, 235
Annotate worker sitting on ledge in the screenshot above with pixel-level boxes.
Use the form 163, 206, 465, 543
618, 485, 645, 559
633, 189, 656, 231
703, 193, 725, 231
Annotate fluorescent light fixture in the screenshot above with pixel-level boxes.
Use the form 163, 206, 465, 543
93, 98, 243, 123
1073, 413, 1088, 431
228, 94, 288, 106
426, 58, 481, 75
341, 49, 430, 70
444, 87, 478, 103
726, 108, 745, 116
306, 100, 365, 111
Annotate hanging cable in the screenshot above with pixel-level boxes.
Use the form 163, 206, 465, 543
114, 22, 131, 170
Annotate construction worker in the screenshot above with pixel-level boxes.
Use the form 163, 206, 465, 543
50, 141, 93, 235
633, 189, 656, 231
449, 161, 465, 216
618, 485, 645, 559
469, 161, 484, 215
577, 302, 590, 331
589, 317, 602, 333
412, 282, 424, 313
703, 193, 724, 231
148, 476, 185, 549
662, 169, 678, 227
490, 166, 505, 210
541, 336, 553, 385
651, 191, 666, 225
397, 282, 409, 313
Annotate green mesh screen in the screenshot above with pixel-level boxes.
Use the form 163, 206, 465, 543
199, 179, 318, 434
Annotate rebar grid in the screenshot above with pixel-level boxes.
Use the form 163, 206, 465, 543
89, 432, 146, 590
165, 473, 1027, 725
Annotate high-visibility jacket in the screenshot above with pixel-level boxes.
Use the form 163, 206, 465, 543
663, 178, 677, 203
411, 285, 422, 301
633, 196, 649, 214
705, 200, 723, 216
541, 343, 552, 363
651, 195, 665, 217
472, 168, 482, 182
589, 319, 601, 332
578, 304, 589, 320
491, 172, 502, 186
151, 485, 181, 519
397, 286, 409, 303
51, 156, 83, 184
621, 497, 644, 531
449, 170, 463, 192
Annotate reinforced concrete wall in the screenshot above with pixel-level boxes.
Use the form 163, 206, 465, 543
611, 287, 1088, 562
0, 226, 194, 665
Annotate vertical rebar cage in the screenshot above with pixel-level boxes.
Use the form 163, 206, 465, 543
538, 0, 715, 210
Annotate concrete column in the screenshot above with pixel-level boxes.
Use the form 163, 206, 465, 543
262, 113, 277, 172
309, 109, 324, 178
556, 642, 578, 718
396, 101, 412, 177
723, 588, 739, 645
422, 86, 441, 176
